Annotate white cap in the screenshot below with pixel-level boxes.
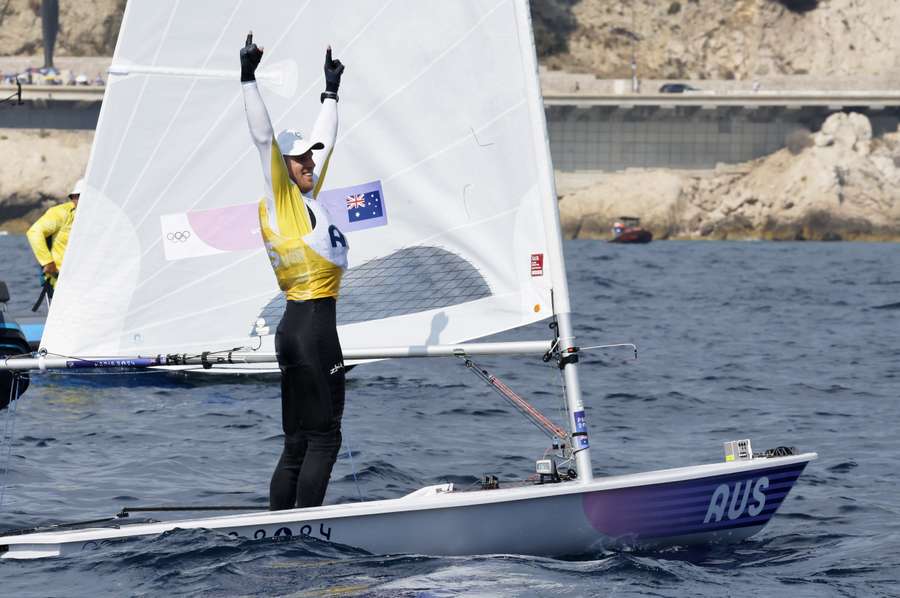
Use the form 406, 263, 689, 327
69, 178, 85, 198
276, 129, 324, 156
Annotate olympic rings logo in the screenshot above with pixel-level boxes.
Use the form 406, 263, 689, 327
166, 231, 191, 242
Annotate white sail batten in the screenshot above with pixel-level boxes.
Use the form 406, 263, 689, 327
44, 0, 558, 358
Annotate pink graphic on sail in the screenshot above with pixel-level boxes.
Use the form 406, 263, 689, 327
185, 202, 261, 251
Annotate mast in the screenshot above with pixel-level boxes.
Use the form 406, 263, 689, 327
514, 0, 594, 483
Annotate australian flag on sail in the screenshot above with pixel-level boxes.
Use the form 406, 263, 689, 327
318, 180, 388, 232
347, 190, 384, 223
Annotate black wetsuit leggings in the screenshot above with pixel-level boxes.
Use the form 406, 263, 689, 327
270, 298, 345, 510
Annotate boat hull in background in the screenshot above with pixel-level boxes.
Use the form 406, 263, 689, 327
0, 314, 31, 410
0, 453, 814, 559
609, 229, 653, 244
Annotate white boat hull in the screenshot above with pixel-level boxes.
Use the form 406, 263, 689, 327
0, 453, 815, 560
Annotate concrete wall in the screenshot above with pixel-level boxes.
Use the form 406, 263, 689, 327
547, 105, 900, 172
5, 99, 900, 174
0, 100, 100, 129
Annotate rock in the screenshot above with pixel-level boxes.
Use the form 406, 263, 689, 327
814, 132, 834, 147
822, 112, 873, 156
4, 1, 900, 80
566, 0, 900, 80
558, 170, 690, 239
1, 0, 126, 58
0, 129, 93, 232
558, 111, 900, 240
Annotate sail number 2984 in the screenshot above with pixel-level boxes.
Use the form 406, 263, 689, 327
229, 522, 334, 542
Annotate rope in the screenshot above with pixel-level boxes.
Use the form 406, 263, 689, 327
464, 358, 568, 441
0, 373, 23, 509
343, 427, 365, 501
118, 505, 259, 516
555, 365, 569, 440
490, 376, 569, 440
2, 85, 22, 105
579, 343, 638, 359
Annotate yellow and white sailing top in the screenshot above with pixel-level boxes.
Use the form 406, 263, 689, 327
242, 81, 348, 301
25, 200, 77, 286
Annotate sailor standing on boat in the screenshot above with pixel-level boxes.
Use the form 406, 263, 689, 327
240, 33, 349, 510
25, 177, 83, 299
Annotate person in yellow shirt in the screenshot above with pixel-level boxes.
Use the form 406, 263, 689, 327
240, 34, 349, 510
26, 178, 83, 298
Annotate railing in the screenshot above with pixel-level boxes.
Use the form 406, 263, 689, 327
0, 84, 105, 102
5, 83, 900, 108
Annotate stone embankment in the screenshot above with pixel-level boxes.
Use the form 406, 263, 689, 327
559, 112, 900, 240
3, 112, 898, 240
0, 129, 93, 231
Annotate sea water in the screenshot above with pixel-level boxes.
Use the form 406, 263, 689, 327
0, 235, 897, 597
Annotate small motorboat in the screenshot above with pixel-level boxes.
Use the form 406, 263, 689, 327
609, 217, 653, 244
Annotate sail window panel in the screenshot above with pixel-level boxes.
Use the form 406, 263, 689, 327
339, 247, 491, 326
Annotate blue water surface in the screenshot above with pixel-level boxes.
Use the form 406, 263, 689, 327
0, 235, 898, 597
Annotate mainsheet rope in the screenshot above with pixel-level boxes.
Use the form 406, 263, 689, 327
343, 425, 365, 501
0, 373, 24, 509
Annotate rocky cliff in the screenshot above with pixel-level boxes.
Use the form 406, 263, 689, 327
540, 0, 900, 81
0, 129, 93, 231
559, 112, 900, 240
3, 0, 899, 79
0, 0, 125, 57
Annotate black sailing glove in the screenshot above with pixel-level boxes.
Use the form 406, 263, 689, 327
240, 32, 263, 82
322, 46, 344, 102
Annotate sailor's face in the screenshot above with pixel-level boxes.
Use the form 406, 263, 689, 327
285, 151, 316, 193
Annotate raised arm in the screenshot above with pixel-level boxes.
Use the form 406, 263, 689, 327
242, 80, 284, 233
240, 33, 288, 233
309, 99, 337, 198
309, 47, 343, 197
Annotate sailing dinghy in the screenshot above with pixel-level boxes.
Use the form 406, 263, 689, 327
0, 0, 815, 559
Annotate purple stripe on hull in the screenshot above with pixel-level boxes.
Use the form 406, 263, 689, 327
600, 468, 802, 505
604, 480, 798, 516
609, 489, 793, 525
639, 507, 783, 539
582, 462, 808, 542
629, 501, 786, 536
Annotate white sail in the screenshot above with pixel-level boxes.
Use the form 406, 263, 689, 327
44, 0, 559, 357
